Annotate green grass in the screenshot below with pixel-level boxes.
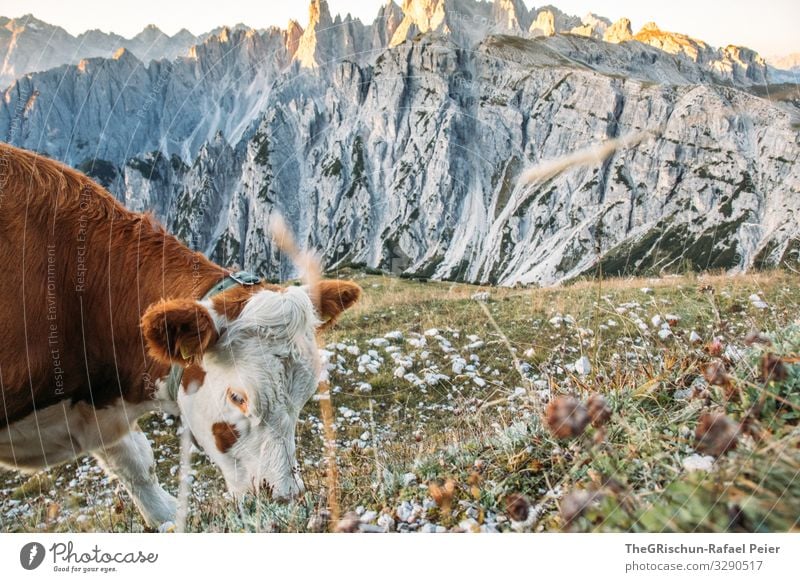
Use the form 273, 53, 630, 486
2, 270, 799, 532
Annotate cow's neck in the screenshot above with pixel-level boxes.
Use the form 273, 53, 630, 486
104, 221, 229, 401
136, 247, 228, 303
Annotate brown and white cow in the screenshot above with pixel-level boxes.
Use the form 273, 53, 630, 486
0, 142, 361, 526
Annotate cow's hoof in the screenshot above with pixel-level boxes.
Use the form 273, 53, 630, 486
157, 521, 177, 533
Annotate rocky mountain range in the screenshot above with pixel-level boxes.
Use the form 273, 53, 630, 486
1, 0, 798, 285
0, 14, 203, 87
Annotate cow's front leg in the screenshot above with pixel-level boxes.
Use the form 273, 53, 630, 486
93, 428, 176, 527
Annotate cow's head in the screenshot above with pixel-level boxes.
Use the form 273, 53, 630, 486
141, 280, 361, 501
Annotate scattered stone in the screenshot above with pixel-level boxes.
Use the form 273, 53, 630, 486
689, 330, 702, 344
471, 291, 490, 302
458, 518, 480, 532
307, 510, 331, 532
682, 454, 715, 472
377, 512, 395, 532
574, 356, 592, 376
396, 501, 414, 522
749, 294, 768, 310
402, 473, 417, 488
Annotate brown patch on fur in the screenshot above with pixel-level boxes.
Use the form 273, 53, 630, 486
141, 299, 219, 366
181, 364, 207, 393
0, 143, 228, 427
211, 282, 282, 321
316, 280, 362, 330
212, 422, 240, 453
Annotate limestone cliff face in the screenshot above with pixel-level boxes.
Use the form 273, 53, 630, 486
2, 1, 798, 285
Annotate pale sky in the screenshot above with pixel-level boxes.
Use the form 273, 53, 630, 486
4, 0, 798, 56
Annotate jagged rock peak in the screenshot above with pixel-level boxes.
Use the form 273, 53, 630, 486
373, 1, 404, 47
570, 12, 611, 39
285, 20, 304, 56
389, 0, 447, 46
134, 24, 166, 39
492, 0, 531, 33
294, 0, 335, 67
603, 17, 633, 43
529, 5, 581, 37
308, 0, 334, 26
112, 47, 130, 60
529, 9, 555, 37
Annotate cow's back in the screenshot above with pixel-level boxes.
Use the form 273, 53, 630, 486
0, 143, 157, 426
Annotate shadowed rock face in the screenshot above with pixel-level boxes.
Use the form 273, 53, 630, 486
2, 1, 798, 286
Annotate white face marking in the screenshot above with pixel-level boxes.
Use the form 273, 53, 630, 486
178, 286, 320, 500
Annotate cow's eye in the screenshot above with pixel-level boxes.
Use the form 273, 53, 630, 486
227, 388, 249, 414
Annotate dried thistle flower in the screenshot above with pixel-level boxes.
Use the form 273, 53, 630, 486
428, 478, 456, 514
504, 493, 530, 522
695, 412, 739, 457
560, 489, 600, 525
334, 511, 361, 533
705, 338, 724, 357
586, 393, 612, 427
46, 502, 60, 522
467, 471, 482, 499
744, 330, 772, 347
545, 396, 590, 438
703, 361, 733, 389
760, 353, 788, 383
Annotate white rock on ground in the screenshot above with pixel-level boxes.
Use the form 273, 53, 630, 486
574, 356, 592, 376
682, 454, 715, 472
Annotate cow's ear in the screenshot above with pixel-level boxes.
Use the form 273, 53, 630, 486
141, 298, 219, 366
315, 280, 362, 330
